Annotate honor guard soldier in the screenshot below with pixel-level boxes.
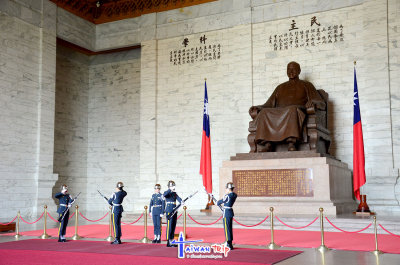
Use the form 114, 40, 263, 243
108, 182, 127, 244
149, 184, 165, 243
217, 182, 237, 250
163, 180, 182, 247
55, 185, 74, 242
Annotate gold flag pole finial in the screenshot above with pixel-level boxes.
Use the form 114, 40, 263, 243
204, 78, 207, 81
354, 61, 356, 66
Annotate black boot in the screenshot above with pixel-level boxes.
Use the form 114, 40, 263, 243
228, 241, 234, 250
111, 239, 121, 245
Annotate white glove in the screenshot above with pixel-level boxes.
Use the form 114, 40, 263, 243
62, 189, 67, 194
160, 214, 164, 217
67, 204, 72, 208
149, 214, 152, 219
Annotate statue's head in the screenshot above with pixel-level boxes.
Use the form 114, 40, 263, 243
287, 61, 301, 80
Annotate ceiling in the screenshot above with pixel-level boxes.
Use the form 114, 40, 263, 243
50, 0, 217, 24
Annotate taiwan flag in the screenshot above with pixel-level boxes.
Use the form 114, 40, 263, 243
200, 81, 212, 194
353, 67, 366, 201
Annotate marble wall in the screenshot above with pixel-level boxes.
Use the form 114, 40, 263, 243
0, 0, 57, 219
126, 0, 399, 214
53, 47, 141, 214
86, 50, 141, 212
53, 46, 89, 211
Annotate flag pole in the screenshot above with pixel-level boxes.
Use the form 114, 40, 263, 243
200, 78, 214, 213
353, 61, 372, 215
354, 60, 359, 200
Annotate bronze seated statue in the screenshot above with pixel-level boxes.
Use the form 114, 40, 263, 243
248, 62, 331, 153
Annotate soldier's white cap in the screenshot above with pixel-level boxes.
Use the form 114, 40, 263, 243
167, 180, 175, 187
226, 182, 235, 189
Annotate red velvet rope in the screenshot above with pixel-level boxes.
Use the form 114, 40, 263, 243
177, 213, 183, 220
187, 214, 223, 226
68, 212, 75, 220
79, 212, 109, 222
0, 216, 18, 225
325, 217, 372, 233
20, 212, 44, 224
47, 212, 75, 223
275, 216, 318, 229
47, 213, 58, 223
121, 213, 144, 225
233, 216, 269, 227
379, 224, 400, 238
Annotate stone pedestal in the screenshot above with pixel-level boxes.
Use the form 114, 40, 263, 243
215, 152, 357, 215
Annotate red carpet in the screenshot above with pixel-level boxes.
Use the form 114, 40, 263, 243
0, 239, 301, 265
2, 224, 400, 253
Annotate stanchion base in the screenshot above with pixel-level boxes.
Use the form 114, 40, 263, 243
105, 236, 115, 242
14, 234, 22, 240
140, 237, 151, 243
371, 250, 384, 256
72, 234, 82, 240
316, 245, 330, 253
39, 233, 50, 239
267, 242, 281, 250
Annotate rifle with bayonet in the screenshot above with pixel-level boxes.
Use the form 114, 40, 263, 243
97, 190, 109, 204
58, 192, 81, 222
166, 190, 198, 220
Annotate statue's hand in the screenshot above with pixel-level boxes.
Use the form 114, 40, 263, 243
305, 100, 314, 109
306, 101, 316, 114
249, 106, 259, 115
249, 106, 260, 119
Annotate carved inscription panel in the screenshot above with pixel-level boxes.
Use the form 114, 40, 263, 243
233, 169, 313, 197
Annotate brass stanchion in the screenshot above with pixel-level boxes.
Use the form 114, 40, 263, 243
267, 207, 280, 249
140, 206, 151, 243
72, 205, 82, 240
371, 216, 384, 255
183, 206, 187, 240
40, 205, 50, 239
105, 206, 115, 242
316, 207, 330, 253
15, 211, 21, 240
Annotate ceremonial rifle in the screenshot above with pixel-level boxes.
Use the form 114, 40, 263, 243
166, 190, 198, 220
204, 188, 223, 213
97, 190, 109, 204
58, 192, 81, 222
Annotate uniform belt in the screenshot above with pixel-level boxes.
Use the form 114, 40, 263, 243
223, 206, 232, 209
166, 202, 176, 205
153, 205, 162, 207
112, 203, 121, 206
59, 204, 67, 207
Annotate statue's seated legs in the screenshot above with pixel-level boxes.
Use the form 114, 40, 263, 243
286, 137, 297, 151
256, 140, 272, 152
256, 137, 298, 152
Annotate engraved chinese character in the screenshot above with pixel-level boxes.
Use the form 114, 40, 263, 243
182, 38, 189, 47
289, 19, 299, 31
200, 35, 207, 44
311, 16, 321, 27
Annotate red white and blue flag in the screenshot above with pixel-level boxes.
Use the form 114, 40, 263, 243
353, 67, 366, 201
200, 81, 212, 194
